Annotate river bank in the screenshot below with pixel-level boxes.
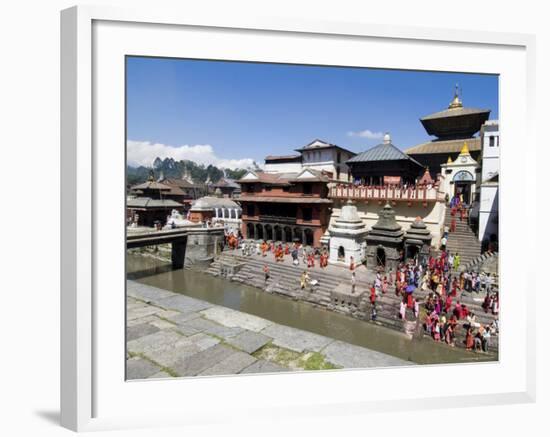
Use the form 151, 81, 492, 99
126, 280, 412, 379
127, 253, 496, 364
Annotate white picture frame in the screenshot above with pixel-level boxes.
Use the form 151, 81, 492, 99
61, 5, 536, 432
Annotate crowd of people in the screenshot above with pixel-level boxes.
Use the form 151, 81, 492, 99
417, 250, 499, 352
223, 229, 499, 353
230, 234, 331, 269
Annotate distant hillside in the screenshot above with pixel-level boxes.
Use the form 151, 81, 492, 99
127, 157, 255, 186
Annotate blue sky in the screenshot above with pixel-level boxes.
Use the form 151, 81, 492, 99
126, 56, 498, 169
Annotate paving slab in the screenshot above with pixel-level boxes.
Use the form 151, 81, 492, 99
126, 322, 160, 342
149, 337, 202, 369
156, 294, 214, 313
148, 318, 177, 330
240, 359, 290, 374
166, 311, 202, 325
127, 329, 182, 355
202, 323, 245, 340
261, 324, 334, 353
126, 357, 161, 380
127, 305, 162, 321
187, 332, 221, 351
179, 317, 223, 333
200, 306, 273, 332
172, 344, 236, 377
127, 281, 178, 302
199, 351, 257, 376
321, 340, 411, 368
225, 330, 271, 353
127, 315, 158, 327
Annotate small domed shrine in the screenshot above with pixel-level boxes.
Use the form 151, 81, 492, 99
328, 200, 368, 266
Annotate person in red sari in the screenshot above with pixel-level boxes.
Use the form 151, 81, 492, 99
284, 243, 290, 255
407, 291, 414, 309
307, 253, 315, 268
450, 217, 456, 233
460, 206, 467, 222
370, 284, 376, 305
382, 276, 388, 294
453, 301, 462, 319
349, 256, 355, 272
445, 294, 453, 313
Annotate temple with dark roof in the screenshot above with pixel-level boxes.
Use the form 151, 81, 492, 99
405, 86, 490, 178
346, 133, 425, 185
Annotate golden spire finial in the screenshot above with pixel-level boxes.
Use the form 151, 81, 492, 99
460, 141, 470, 155
447, 156, 453, 164
448, 84, 463, 109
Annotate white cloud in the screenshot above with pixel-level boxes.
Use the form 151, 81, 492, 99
127, 140, 257, 169
347, 129, 384, 140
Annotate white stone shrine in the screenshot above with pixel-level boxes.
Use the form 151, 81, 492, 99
328, 200, 368, 267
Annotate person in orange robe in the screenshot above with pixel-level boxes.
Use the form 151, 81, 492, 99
465, 327, 474, 350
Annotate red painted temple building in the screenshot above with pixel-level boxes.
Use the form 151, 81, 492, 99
237, 168, 333, 246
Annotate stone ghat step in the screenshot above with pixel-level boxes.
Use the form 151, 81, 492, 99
212, 253, 498, 353
219, 255, 346, 286
420, 333, 499, 353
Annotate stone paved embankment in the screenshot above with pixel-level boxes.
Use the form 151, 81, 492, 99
126, 280, 412, 379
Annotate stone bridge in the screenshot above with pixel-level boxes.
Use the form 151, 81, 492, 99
127, 229, 190, 269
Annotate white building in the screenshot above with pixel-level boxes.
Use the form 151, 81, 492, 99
478, 121, 500, 242
480, 120, 500, 182
295, 139, 355, 182
439, 142, 480, 204
264, 154, 303, 174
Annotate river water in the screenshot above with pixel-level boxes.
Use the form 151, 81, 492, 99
127, 253, 495, 365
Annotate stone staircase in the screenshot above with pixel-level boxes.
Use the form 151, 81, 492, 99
463, 251, 499, 275
207, 252, 418, 334
444, 207, 482, 268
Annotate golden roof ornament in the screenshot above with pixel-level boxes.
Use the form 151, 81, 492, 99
448, 84, 463, 109
459, 141, 470, 155
447, 156, 453, 164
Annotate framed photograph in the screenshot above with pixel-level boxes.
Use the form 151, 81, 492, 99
61, 5, 536, 432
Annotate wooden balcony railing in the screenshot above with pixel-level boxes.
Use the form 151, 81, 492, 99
329, 185, 445, 203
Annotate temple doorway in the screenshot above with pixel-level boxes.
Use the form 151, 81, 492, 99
406, 245, 418, 261
304, 228, 314, 246
454, 182, 472, 205
376, 247, 386, 267
255, 224, 264, 240
284, 226, 292, 242
246, 223, 254, 239
274, 225, 282, 242
338, 246, 345, 261
265, 224, 273, 241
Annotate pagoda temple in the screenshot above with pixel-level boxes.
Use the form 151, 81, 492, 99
405, 86, 490, 178
346, 133, 424, 185
365, 203, 404, 271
